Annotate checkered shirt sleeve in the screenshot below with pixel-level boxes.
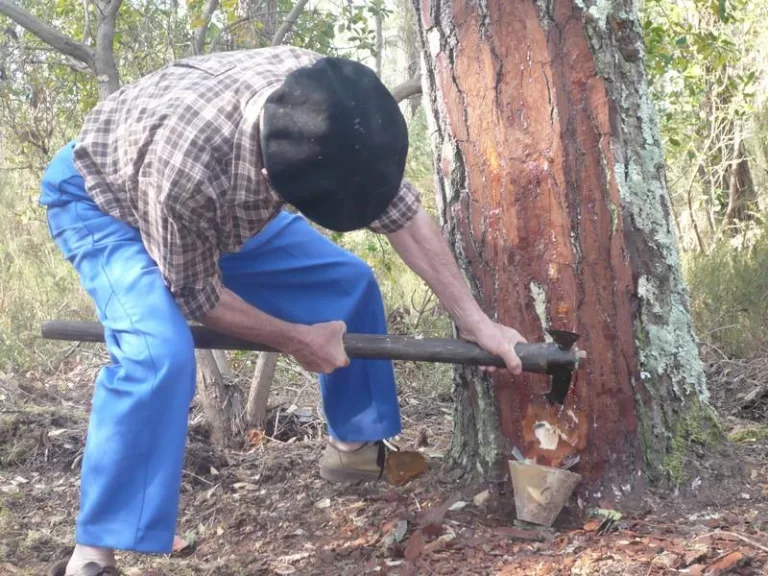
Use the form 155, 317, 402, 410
367, 179, 422, 234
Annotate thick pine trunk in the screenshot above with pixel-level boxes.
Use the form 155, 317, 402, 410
412, 0, 710, 500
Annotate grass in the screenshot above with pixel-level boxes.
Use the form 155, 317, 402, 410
0, 168, 95, 372
683, 219, 768, 359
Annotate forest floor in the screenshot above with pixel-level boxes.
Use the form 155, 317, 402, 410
1, 350, 768, 576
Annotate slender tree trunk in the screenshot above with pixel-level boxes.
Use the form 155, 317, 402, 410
246, 351, 279, 430
93, 0, 123, 98
375, 11, 384, 77
197, 350, 235, 448
412, 0, 710, 500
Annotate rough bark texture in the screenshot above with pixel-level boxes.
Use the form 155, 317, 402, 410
0, 0, 121, 99
246, 352, 279, 430
197, 350, 235, 448
412, 0, 709, 500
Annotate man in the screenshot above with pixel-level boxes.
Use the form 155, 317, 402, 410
40, 46, 526, 575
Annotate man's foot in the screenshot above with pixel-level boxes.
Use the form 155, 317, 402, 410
48, 559, 119, 576
48, 545, 117, 576
319, 440, 389, 483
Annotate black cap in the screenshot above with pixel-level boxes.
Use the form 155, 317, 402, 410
260, 57, 409, 232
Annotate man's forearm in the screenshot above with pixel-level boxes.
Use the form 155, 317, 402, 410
387, 207, 489, 333
199, 287, 306, 353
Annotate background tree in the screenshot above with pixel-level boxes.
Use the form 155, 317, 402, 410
411, 0, 712, 495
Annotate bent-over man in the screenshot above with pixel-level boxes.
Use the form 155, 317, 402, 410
40, 46, 526, 576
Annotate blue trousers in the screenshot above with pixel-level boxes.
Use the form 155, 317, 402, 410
40, 141, 401, 553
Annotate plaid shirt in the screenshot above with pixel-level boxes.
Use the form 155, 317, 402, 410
73, 46, 421, 320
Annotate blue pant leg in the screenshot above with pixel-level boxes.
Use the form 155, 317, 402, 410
41, 143, 196, 553
220, 212, 401, 442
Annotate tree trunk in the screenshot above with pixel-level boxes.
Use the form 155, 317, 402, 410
412, 0, 710, 500
196, 349, 235, 448
93, 0, 122, 98
246, 352, 279, 430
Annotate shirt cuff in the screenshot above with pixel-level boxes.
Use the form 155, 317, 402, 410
173, 274, 223, 320
367, 179, 421, 234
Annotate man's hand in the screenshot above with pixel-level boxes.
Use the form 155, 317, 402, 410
387, 206, 529, 375
459, 319, 527, 374
200, 288, 350, 374
288, 321, 350, 373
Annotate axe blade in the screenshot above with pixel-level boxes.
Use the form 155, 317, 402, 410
546, 328, 580, 350
545, 367, 574, 406
543, 330, 581, 406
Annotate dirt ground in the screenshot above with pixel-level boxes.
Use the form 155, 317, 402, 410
1, 351, 767, 576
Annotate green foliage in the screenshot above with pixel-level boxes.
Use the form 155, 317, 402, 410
0, 170, 95, 370
683, 217, 768, 358
641, 0, 767, 253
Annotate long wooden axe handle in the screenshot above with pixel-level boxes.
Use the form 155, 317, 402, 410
41, 320, 585, 374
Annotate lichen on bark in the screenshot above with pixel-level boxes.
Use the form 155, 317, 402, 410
412, 0, 713, 492
557, 0, 714, 472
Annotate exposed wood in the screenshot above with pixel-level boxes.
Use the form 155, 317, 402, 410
41, 319, 584, 372
271, 0, 310, 46
412, 0, 708, 496
246, 351, 279, 429
196, 349, 234, 448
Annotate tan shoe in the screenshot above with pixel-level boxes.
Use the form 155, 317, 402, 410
319, 440, 388, 483
48, 559, 119, 576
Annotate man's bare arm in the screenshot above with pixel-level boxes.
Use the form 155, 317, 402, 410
199, 287, 349, 374
387, 207, 526, 374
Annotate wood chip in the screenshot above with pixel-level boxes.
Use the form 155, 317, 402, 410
704, 551, 747, 575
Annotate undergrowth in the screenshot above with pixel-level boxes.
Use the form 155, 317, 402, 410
683, 219, 768, 359
0, 168, 95, 371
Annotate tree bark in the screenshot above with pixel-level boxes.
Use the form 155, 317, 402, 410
190, 0, 220, 55
0, 0, 121, 99
246, 351, 279, 430
412, 0, 710, 501
391, 76, 422, 103
196, 350, 235, 448
93, 0, 122, 98
271, 0, 310, 46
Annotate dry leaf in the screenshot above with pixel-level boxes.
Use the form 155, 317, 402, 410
683, 543, 709, 567
315, 498, 331, 509
392, 520, 408, 543
404, 529, 426, 561
583, 518, 601, 532
246, 429, 266, 447
172, 535, 190, 553
704, 551, 746, 575
656, 551, 681, 569
386, 451, 427, 486
473, 490, 490, 507
496, 526, 548, 542
418, 493, 461, 529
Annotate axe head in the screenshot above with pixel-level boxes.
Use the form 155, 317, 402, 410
543, 329, 581, 406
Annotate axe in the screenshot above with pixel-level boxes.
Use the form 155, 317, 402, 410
40, 321, 586, 405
